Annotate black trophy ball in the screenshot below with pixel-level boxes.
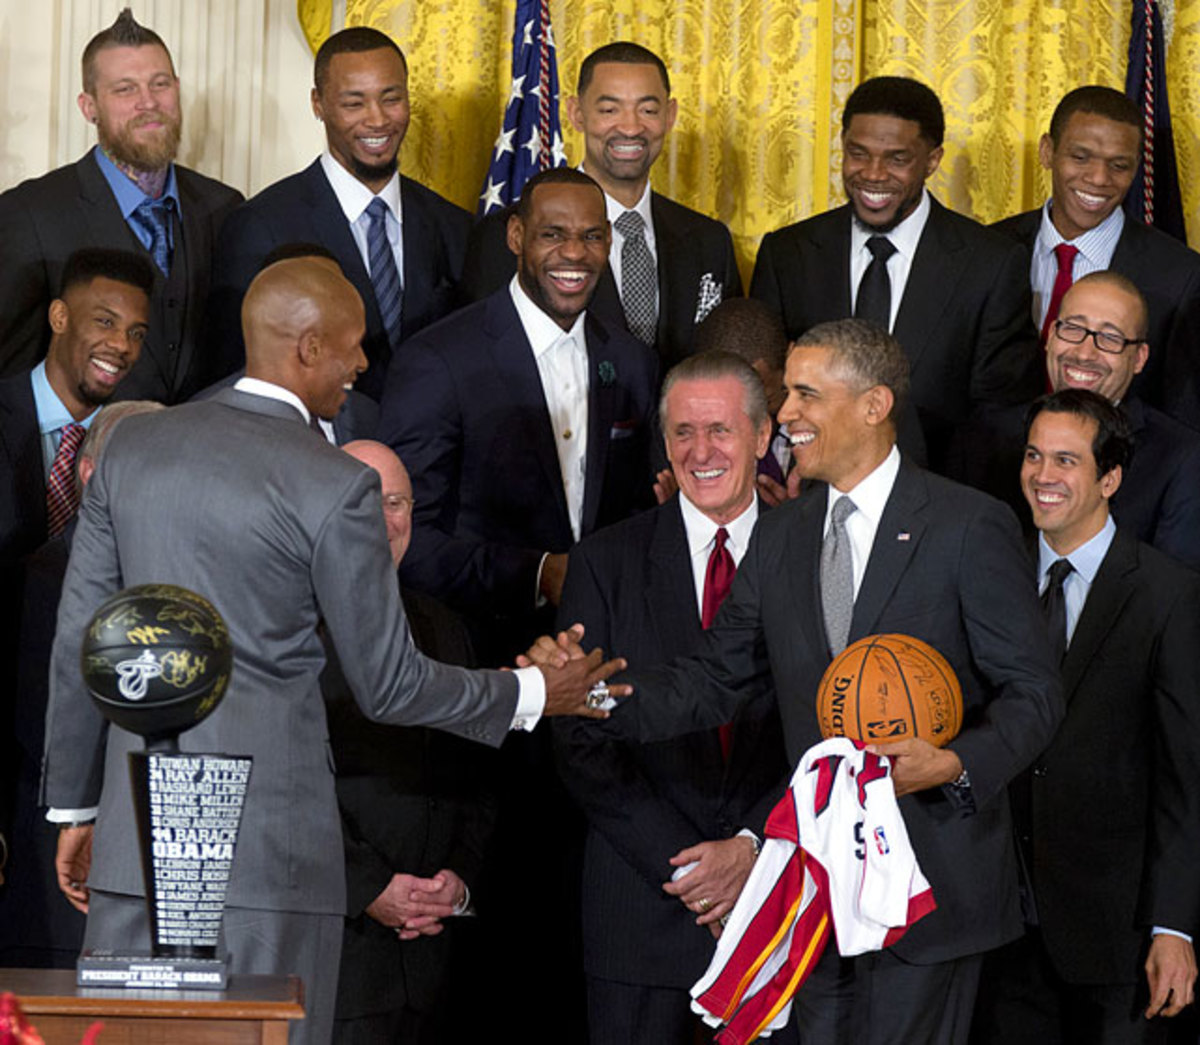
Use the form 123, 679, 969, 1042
81, 584, 233, 740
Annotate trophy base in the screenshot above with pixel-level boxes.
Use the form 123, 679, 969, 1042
77, 949, 229, 990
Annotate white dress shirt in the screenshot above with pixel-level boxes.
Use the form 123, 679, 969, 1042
509, 275, 590, 541
678, 492, 759, 617
319, 150, 405, 289
1035, 515, 1115, 649
1030, 201, 1124, 328
822, 445, 902, 598
849, 191, 932, 333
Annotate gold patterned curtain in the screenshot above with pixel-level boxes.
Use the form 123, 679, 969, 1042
297, 0, 1200, 281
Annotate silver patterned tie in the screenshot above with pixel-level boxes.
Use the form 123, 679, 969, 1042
613, 209, 657, 345
820, 495, 858, 655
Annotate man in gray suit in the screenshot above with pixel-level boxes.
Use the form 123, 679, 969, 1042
41, 257, 622, 1045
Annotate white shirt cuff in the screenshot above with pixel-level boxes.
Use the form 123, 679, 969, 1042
1152, 926, 1193, 943
47, 807, 99, 824
511, 665, 545, 732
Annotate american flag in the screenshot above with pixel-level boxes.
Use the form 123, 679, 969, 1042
477, 0, 567, 216
1124, 0, 1187, 241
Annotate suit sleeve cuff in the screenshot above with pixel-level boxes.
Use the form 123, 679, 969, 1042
511, 666, 545, 732
47, 807, 99, 824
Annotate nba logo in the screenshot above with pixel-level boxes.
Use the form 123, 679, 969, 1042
873, 826, 890, 855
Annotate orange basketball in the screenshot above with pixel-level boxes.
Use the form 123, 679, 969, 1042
815, 634, 963, 747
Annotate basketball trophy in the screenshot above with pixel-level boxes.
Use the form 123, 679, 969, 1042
75, 584, 249, 990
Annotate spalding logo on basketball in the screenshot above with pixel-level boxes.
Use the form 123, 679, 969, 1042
81, 584, 232, 739
816, 634, 963, 747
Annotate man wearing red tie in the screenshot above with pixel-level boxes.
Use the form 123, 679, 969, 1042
552, 351, 792, 1045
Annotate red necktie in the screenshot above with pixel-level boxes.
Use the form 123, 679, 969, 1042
46, 422, 86, 538
1040, 243, 1079, 347
702, 527, 737, 757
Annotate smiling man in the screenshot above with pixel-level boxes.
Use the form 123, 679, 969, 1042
211, 26, 471, 401
751, 76, 1040, 480
461, 41, 742, 369
0, 8, 243, 404
993, 86, 1200, 426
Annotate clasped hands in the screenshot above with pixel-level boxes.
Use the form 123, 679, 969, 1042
522, 624, 632, 718
366, 869, 469, 940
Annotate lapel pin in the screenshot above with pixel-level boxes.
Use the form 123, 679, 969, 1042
897, 532, 911, 541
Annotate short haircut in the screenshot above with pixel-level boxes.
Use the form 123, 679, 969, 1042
1024, 388, 1132, 478
514, 167, 605, 220
842, 76, 944, 147
577, 41, 670, 96
792, 319, 911, 413
59, 248, 155, 299
694, 299, 788, 373
314, 26, 406, 93
659, 350, 769, 433
82, 8, 174, 94
1048, 85, 1142, 147
76, 400, 165, 494
260, 242, 342, 272
1067, 270, 1149, 340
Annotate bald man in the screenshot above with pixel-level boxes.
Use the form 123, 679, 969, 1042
41, 258, 624, 1045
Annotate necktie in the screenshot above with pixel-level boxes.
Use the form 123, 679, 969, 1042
702, 527, 737, 757
46, 422, 86, 538
366, 197, 403, 349
854, 236, 897, 330
820, 496, 857, 655
131, 197, 174, 274
613, 210, 657, 345
1040, 557, 1074, 663
1040, 243, 1079, 347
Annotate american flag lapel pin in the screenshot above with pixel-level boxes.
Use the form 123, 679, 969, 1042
897, 531, 911, 541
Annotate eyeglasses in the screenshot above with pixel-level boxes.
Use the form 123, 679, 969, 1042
1053, 319, 1143, 356
383, 495, 415, 516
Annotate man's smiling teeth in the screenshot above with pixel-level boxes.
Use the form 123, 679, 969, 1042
859, 190, 894, 206
1034, 489, 1066, 506
1063, 365, 1102, 384
692, 468, 726, 480
92, 359, 121, 375
789, 431, 815, 445
549, 270, 587, 288
610, 141, 644, 155
1073, 189, 1106, 207
359, 136, 390, 148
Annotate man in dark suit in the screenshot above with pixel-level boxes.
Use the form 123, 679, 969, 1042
991, 86, 1200, 428
568, 318, 1062, 1043
972, 389, 1200, 1043
553, 351, 790, 1045
210, 27, 471, 401
0, 10, 242, 403
459, 42, 741, 370
41, 256, 623, 1045
750, 76, 1040, 478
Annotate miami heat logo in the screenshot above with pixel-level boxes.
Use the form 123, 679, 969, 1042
115, 650, 163, 701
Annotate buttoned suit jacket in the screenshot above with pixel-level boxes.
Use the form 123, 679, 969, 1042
618, 457, 1064, 963
0, 150, 243, 403
552, 496, 788, 988
377, 287, 659, 664
750, 199, 1042, 478
458, 192, 743, 370
40, 389, 519, 917
992, 208, 1200, 429
1023, 528, 1200, 984
209, 159, 472, 401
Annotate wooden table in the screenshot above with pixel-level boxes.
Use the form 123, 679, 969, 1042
0, 968, 304, 1044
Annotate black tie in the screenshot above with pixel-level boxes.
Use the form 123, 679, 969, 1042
1040, 558, 1074, 662
854, 236, 897, 330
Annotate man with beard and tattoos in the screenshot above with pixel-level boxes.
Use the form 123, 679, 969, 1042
0, 8, 243, 404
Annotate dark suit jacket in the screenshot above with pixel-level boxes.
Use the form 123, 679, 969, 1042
1023, 528, 1200, 984
377, 287, 659, 664
0, 373, 44, 562
617, 457, 1064, 964
992, 208, 1200, 429
209, 159, 471, 401
751, 199, 1041, 478
552, 497, 788, 988
0, 149, 243, 403
458, 192, 743, 370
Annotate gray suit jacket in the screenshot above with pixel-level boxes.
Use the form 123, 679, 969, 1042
41, 388, 519, 915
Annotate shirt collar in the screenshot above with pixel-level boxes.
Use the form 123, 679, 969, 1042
319, 150, 403, 226
234, 376, 311, 424
93, 144, 179, 219
508, 275, 588, 359
1035, 198, 1124, 266
30, 361, 98, 435
679, 490, 759, 559
824, 444, 901, 530
1037, 514, 1116, 586
850, 189, 930, 262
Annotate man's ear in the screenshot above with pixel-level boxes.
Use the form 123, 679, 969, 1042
48, 298, 70, 335
297, 330, 322, 368
862, 384, 895, 427
506, 213, 524, 258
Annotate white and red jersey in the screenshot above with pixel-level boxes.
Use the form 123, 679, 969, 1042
691, 737, 936, 1044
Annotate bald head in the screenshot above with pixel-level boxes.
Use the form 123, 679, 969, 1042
343, 440, 414, 565
243, 257, 368, 419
